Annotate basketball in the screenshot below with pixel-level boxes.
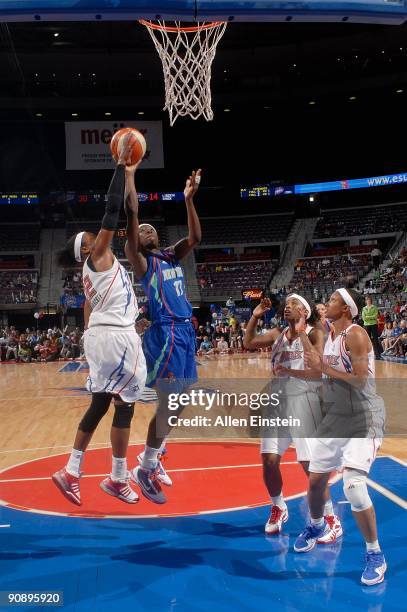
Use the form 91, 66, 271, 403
110, 127, 147, 165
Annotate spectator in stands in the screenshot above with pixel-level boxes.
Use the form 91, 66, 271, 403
217, 335, 229, 353
60, 334, 74, 359
36, 339, 58, 362
361, 296, 381, 358
226, 296, 235, 314
5, 335, 18, 361
371, 247, 382, 270
196, 325, 205, 351
198, 336, 213, 355
18, 335, 32, 363
380, 322, 393, 352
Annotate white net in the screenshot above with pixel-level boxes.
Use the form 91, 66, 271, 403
140, 20, 227, 126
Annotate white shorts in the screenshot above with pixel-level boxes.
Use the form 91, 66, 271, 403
309, 437, 382, 474
84, 326, 147, 403
260, 390, 322, 462
260, 436, 315, 462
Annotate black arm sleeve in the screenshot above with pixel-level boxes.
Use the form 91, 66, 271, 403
101, 164, 125, 230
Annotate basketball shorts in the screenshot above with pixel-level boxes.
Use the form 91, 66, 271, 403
84, 325, 147, 403
309, 437, 382, 474
260, 390, 323, 462
143, 321, 198, 389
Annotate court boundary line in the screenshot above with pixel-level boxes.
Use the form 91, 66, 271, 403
366, 478, 407, 510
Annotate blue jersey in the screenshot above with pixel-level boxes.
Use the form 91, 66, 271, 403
141, 249, 192, 323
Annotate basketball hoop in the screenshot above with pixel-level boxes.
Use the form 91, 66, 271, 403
139, 20, 227, 126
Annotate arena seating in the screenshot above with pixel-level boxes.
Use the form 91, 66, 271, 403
291, 254, 370, 301
199, 215, 293, 245
0, 270, 38, 304
0, 224, 41, 252
198, 260, 276, 297
314, 203, 407, 238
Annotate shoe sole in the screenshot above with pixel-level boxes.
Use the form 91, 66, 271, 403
99, 481, 139, 504
361, 563, 387, 586
294, 539, 317, 553
130, 470, 166, 505
265, 511, 289, 534
52, 474, 81, 506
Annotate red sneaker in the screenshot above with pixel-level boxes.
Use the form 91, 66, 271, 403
265, 505, 289, 534
52, 468, 82, 506
317, 515, 343, 543
100, 477, 139, 504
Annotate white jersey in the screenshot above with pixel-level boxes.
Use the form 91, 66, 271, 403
271, 324, 319, 395
321, 323, 385, 436
83, 257, 138, 328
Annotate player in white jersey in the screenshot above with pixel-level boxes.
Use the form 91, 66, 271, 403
294, 288, 386, 586
244, 294, 341, 542
52, 135, 147, 506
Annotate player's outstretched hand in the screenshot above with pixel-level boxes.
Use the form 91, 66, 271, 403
253, 297, 271, 318
125, 158, 143, 177
117, 132, 136, 166
184, 169, 202, 199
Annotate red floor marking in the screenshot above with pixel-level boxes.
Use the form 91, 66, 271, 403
0, 442, 308, 519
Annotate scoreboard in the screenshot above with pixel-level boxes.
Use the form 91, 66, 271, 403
75, 191, 184, 204
0, 193, 39, 205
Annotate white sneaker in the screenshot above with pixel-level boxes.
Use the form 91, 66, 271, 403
265, 505, 289, 534
137, 450, 173, 487
317, 515, 343, 543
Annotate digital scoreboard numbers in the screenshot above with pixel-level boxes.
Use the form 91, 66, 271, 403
0, 193, 39, 205
240, 185, 271, 199
76, 192, 183, 203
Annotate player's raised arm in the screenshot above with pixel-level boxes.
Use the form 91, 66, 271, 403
91, 133, 134, 269
173, 169, 202, 260
243, 298, 280, 349
124, 162, 148, 279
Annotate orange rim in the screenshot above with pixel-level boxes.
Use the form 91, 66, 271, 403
139, 19, 225, 33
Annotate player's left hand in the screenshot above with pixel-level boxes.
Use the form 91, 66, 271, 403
304, 350, 322, 371
294, 314, 307, 335
274, 364, 290, 377
125, 158, 143, 176
184, 169, 202, 199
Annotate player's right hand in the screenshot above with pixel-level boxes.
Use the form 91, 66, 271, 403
117, 132, 136, 165
253, 297, 271, 318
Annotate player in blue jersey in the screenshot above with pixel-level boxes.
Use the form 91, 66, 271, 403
124, 165, 202, 503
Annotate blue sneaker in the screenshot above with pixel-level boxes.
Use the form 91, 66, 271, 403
137, 448, 173, 487
361, 551, 387, 585
130, 466, 167, 504
294, 521, 330, 553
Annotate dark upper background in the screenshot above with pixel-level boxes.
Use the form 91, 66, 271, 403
1, 19, 407, 217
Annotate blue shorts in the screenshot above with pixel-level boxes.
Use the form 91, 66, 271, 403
143, 321, 198, 388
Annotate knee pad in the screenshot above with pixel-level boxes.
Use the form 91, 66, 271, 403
112, 398, 135, 429
343, 469, 372, 512
79, 393, 112, 433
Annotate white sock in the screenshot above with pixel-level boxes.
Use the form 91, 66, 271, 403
271, 495, 287, 510
66, 449, 83, 477
324, 499, 334, 517
158, 438, 167, 455
141, 445, 160, 471
111, 457, 127, 482
310, 516, 325, 529
366, 540, 381, 553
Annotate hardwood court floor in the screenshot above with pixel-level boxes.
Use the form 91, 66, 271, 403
0, 354, 405, 472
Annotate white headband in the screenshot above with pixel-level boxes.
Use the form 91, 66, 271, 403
139, 224, 155, 231
337, 288, 359, 318
74, 232, 85, 263
286, 293, 312, 320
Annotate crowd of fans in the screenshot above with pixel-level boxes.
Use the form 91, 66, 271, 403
62, 270, 83, 297
314, 203, 407, 238
0, 325, 84, 362
0, 271, 38, 304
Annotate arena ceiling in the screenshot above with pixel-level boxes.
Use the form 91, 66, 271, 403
0, 20, 407, 118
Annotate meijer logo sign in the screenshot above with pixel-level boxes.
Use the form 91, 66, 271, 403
65, 121, 164, 170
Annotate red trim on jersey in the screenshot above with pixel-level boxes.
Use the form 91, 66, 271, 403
158, 320, 175, 379
100, 263, 120, 307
